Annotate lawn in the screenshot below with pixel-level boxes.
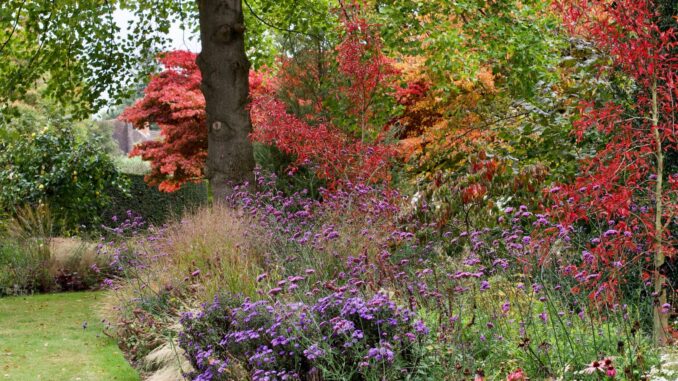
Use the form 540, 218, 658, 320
0, 292, 139, 381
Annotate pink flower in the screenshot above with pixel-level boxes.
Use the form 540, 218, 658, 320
506, 369, 526, 381
606, 367, 617, 377
583, 360, 602, 374
660, 303, 671, 314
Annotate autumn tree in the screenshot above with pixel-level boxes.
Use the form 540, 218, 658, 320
120, 51, 206, 192
555, 0, 678, 345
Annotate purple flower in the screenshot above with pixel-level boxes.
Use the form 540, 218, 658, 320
366, 345, 395, 363
582, 250, 594, 264
268, 287, 283, 296
303, 344, 324, 360
331, 318, 355, 334
661, 303, 671, 314
414, 320, 429, 335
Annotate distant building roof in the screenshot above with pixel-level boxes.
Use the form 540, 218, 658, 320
108, 119, 161, 154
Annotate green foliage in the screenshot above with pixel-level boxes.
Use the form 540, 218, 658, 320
113, 156, 151, 176
0, 0, 339, 115
0, 125, 125, 233
102, 174, 207, 227
0, 0, 156, 116
376, 0, 562, 99
244, 0, 338, 67
1, 85, 121, 154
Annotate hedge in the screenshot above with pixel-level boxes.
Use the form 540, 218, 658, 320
102, 174, 208, 227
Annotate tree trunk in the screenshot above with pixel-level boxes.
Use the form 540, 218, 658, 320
651, 78, 668, 346
197, 0, 255, 202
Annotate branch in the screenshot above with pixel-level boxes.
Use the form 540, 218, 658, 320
0, 0, 27, 56
242, 0, 321, 41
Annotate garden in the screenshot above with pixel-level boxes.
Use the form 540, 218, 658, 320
0, 0, 677, 380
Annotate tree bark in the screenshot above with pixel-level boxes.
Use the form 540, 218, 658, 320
197, 0, 255, 202
651, 77, 668, 346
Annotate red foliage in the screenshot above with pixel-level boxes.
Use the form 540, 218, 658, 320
120, 51, 207, 192
335, 0, 398, 136
249, 70, 395, 187
551, 0, 678, 301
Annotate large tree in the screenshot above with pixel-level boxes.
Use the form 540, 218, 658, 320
196, 0, 254, 199
0, 0, 330, 198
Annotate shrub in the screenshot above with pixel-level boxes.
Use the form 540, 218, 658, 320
0, 239, 51, 296
50, 237, 113, 292
0, 204, 53, 295
0, 205, 115, 295
102, 173, 208, 227
113, 156, 151, 176
0, 125, 125, 233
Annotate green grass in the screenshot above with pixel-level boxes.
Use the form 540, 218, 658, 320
0, 292, 139, 381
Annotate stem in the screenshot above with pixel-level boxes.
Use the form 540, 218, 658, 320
651, 77, 667, 346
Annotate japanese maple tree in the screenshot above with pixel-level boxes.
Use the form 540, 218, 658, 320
553, 0, 677, 344
120, 51, 207, 192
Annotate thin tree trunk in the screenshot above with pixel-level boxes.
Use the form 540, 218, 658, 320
197, 0, 255, 202
651, 77, 668, 346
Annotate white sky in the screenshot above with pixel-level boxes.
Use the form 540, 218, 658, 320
113, 8, 201, 52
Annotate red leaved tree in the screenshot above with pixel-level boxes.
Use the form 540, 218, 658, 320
249, 70, 395, 187
553, 0, 677, 344
335, 0, 398, 142
120, 51, 207, 192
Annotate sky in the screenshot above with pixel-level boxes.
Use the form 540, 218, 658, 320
113, 8, 201, 53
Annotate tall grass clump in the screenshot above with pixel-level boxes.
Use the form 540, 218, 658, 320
102, 206, 267, 360
0, 204, 115, 295
0, 205, 53, 295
